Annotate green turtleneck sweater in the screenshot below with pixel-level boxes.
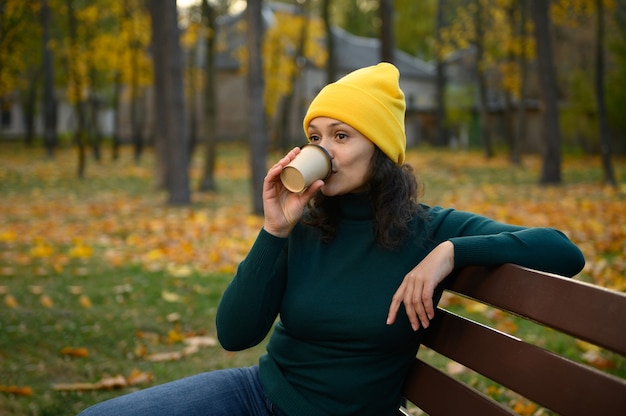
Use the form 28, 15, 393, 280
216, 192, 584, 416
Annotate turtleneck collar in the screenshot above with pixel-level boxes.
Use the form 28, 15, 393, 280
337, 192, 374, 221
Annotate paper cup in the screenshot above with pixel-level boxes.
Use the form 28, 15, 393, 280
280, 144, 332, 193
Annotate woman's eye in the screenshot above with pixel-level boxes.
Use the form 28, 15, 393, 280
336, 133, 347, 140
308, 135, 320, 142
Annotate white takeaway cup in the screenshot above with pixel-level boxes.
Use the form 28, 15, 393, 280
280, 144, 332, 193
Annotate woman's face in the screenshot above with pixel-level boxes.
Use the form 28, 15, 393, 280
306, 117, 375, 196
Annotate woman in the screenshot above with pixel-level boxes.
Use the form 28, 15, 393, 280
79, 63, 584, 416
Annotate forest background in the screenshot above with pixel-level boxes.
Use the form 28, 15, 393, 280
1, 0, 625, 415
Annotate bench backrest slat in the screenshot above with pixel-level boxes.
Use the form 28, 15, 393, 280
402, 359, 515, 416
403, 264, 626, 416
447, 264, 626, 355
421, 309, 626, 415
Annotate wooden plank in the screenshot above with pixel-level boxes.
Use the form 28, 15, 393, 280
446, 264, 626, 355
402, 359, 514, 416
421, 309, 626, 416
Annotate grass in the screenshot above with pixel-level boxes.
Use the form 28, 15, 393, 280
0, 141, 625, 415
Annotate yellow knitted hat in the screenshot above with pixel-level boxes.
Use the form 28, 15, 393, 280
303, 62, 406, 164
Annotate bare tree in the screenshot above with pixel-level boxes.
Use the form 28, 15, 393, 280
276, 1, 310, 152
149, 0, 191, 205
474, 0, 493, 159
30, 0, 56, 152
322, 0, 336, 83
595, 0, 617, 187
126, 1, 146, 163
199, 0, 218, 192
513, 0, 530, 165
247, 0, 268, 215
434, 0, 449, 147
379, 0, 394, 63
65, 0, 87, 178
531, 0, 561, 184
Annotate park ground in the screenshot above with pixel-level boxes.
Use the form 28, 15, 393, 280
0, 142, 625, 415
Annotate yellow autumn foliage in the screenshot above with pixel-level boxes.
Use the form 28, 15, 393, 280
0, 145, 624, 295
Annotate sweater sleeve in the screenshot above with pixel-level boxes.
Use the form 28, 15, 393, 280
216, 228, 289, 351
427, 207, 585, 277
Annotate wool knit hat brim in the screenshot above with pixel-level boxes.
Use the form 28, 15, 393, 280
303, 62, 407, 165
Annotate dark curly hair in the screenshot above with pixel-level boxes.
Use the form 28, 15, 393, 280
304, 146, 423, 249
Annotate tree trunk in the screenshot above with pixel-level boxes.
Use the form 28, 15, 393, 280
128, 1, 144, 164
41, 0, 57, 158
595, 0, 617, 187
474, 0, 493, 159
88, 68, 101, 162
434, 0, 448, 147
199, 0, 218, 192
150, 0, 167, 189
379, 0, 394, 63
531, 0, 562, 184
504, 1, 518, 164
513, 0, 529, 165
23, 69, 39, 147
112, 72, 122, 161
277, 3, 309, 152
149, 0, 191, 205
187, 39, 198, 156
322, 0, 336, 83
66, 0, 87, 179
247, 0, 268, 215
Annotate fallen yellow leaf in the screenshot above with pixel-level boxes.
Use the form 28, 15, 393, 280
464, 301, 488, 314
581, 349, 616, 370
69, 242, 93, 258
40, 294, 54, 308
445, 361, 467, 376
575, 339, 600, 352
0, 230, 17, 242
166, 329, 184, 344
145, 350, 185, 362
52, 374, 127, 391
78, 295, 92, 309
161, 290, 182, 303
4, 294, 18, 309
30, 241, 54, 258
61, 347, 89, 358
0, 385, 33, 396
167, 264, 193, 278
184, 336, 217, 348
512, 400, 536, 415
126, 369, 153, 386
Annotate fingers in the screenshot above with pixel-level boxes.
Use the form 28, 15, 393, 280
301, 179, 324, 198
266, 148, 299, 182
387, 275, 435, 331
277, 147, 301, 168
386, 284, 404, 326
263, 148, 316, 238
415, 286, 433, 329
388, 242, 453, 331
408, 279, 431, 330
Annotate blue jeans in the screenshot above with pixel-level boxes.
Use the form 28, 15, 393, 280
78, 366, 287, 416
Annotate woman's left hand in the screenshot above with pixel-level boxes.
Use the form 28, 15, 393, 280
387, 241, 455, 331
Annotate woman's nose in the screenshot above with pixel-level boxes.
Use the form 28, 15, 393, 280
317, 140, 333, 162
317, 138, 332, 154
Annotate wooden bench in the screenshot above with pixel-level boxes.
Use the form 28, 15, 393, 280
400, 264, 626, 416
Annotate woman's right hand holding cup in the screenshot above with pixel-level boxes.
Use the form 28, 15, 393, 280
263, 147, 324, 238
